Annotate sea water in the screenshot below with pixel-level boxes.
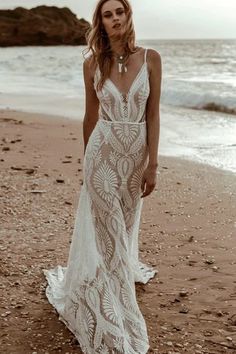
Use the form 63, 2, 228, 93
0, 39, 235, 173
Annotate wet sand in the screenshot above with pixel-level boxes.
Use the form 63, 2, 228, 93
0, 109, 236, 354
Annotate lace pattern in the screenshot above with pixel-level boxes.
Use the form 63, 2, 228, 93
43, 48, 157, 354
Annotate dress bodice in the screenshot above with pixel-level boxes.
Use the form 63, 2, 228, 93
94, 48, 150, 123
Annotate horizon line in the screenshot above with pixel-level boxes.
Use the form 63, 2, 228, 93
137, 37, 236, 41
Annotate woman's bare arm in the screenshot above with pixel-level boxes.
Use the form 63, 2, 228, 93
83, 57, 99, 153
141, 49, 162, 198
146, 49, 162, 168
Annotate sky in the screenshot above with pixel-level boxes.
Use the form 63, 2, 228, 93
0, 0, 236, 39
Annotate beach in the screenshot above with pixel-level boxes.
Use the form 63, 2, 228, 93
0, 109, 236, 354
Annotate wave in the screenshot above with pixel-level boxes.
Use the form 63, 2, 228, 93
199, 102, 236, 115
161, 81, 236, 115
210, 58, 228, 65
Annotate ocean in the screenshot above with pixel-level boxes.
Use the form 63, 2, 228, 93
0, 39, 236, 173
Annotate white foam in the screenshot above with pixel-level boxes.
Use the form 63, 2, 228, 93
161, 79, 236, 114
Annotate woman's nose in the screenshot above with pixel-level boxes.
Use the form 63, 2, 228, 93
113, 12, 119, 20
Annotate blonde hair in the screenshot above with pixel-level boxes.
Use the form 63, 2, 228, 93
85, 0, 137, 90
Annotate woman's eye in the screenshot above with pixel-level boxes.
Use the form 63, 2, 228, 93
116, 10, 124, 15
104, 13, 112, 18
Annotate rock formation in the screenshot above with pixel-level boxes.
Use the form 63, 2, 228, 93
0, 6, 91, 46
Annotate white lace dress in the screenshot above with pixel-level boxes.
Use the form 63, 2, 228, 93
43, 48, 157, 354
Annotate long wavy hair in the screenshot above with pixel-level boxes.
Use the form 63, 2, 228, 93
85, 0, 137, 90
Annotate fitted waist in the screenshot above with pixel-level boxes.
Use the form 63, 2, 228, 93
98, 118, 146, 125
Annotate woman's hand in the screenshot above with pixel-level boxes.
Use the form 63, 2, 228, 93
141, 164, 158, 198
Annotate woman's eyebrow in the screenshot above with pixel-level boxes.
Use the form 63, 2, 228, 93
102, 7, 124, 15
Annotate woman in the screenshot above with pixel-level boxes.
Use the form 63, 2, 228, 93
43, 0, 162, 353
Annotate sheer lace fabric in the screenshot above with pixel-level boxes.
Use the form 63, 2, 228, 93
43, 48, 157, 354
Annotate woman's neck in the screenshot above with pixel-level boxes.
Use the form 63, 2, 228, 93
109, 41, 126, 56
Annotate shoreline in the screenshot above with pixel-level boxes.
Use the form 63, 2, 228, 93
1, 107, 236, 176
1, 109, 236, 353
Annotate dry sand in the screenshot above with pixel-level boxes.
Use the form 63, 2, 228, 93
0, 109, 236, 354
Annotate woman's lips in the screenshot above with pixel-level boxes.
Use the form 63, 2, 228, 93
113, 23, 121, 29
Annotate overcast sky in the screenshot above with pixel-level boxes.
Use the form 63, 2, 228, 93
0, 0, 236, 39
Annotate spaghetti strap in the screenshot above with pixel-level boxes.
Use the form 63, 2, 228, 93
144, 48, 148, 63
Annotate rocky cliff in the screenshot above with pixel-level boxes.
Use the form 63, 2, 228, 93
0, 6, 91, 46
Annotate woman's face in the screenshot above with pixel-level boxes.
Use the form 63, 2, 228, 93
101, 0, 127, 38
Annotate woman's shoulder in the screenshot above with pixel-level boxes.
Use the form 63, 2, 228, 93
83, 54, 97, 69
145, 48, 161, 62
144, 48, 162, 75
83, 54, 97, 79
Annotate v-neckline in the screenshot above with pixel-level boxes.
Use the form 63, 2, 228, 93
107, 62, 147, 97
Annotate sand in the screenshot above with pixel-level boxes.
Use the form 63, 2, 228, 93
0, 109, 236, 354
